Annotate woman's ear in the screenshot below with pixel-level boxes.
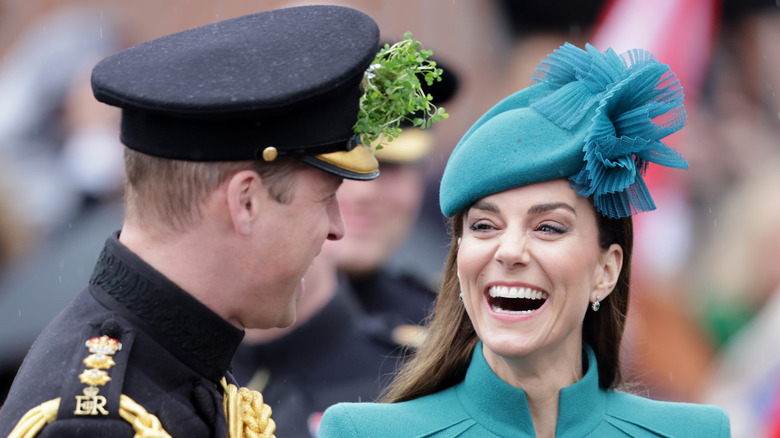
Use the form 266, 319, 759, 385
226, 170, 263, 235
593, 243, 623, 301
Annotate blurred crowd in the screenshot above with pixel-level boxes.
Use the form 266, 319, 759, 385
0, 0, 778, 437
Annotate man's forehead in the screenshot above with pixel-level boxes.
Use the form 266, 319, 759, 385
295, 166, 343, 194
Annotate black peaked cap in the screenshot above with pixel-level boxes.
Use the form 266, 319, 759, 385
91, 5, 380, 178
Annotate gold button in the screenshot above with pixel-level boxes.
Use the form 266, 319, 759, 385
262, 147, 278, 162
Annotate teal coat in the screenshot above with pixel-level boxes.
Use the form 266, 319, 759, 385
320, 342, 730, 437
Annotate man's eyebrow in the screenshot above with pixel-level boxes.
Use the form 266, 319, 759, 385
528, 202, 576, 216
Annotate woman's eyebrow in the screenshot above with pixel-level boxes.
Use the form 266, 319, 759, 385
527, 202, 576, 216
470, 200, 500, 213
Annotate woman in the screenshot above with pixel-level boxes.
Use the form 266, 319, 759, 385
319, 43, 730, 437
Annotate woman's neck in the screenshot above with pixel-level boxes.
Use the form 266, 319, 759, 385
482, 341, 584, 438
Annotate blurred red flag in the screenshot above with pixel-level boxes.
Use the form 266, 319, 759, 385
591, 0, 720, 105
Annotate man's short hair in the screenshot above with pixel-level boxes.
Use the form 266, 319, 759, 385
123, 147, 308, 235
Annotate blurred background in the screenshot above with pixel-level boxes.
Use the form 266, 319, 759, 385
0, 0, 777, 436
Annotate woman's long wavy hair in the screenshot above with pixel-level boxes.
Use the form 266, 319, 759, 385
381, 200, 633, 402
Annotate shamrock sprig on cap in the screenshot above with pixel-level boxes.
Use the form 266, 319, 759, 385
354, 32, 449, 150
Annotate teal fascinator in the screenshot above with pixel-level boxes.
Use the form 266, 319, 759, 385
439, 43, 688, 219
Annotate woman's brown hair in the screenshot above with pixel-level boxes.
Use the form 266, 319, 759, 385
382, 199, 633, 402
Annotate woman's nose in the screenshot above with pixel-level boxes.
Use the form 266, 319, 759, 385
494, 229, 530, 269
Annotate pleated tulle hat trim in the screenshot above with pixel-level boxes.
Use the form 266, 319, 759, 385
530, 43, 688, 218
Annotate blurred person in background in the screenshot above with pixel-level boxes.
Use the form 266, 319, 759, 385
644, 0, 780, 412
697, 159, 780, 438
688, 6, 780, 436
685, 0, 780, 267
0, 5, 124, 239
336, 130, 438, 330
335, 55, 459, 334
0, 176, 31, 270
0, 3, 125, 403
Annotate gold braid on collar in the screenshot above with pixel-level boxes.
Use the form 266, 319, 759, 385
221, 377, 276, 438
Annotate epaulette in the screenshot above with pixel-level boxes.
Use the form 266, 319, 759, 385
7, 317, 171, 437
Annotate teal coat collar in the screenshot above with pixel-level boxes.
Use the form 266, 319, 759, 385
457, 341, 603, 435
319, 341, 730, 437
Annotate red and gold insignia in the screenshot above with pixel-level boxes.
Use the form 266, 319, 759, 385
86, 335, 122, 355
74, 333, 122, 414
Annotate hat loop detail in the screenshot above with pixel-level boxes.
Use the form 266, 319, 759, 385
530, 43, 688, 218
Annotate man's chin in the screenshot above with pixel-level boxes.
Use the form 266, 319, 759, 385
275, 313, 297, 329
277, 280, 304, 328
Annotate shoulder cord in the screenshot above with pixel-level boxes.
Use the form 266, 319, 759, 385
7, 394, 171, 438
221, 377, 276, 438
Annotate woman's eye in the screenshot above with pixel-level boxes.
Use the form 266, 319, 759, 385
537, 223, 568, 234
469, 221, 495, 232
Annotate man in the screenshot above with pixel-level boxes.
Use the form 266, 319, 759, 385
336, 131, 439, 330
229, 61, 459, 438
0, 5, 390, 437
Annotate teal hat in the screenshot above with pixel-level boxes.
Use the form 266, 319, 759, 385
440, 43, 688, 218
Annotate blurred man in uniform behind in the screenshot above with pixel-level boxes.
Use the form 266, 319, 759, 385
337, 60, 459, 336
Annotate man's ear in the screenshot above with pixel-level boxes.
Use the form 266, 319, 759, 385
593, 243, 623, 301
226, 170, 264, 235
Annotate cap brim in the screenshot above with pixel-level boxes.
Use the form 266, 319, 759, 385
299, 144, 379, 180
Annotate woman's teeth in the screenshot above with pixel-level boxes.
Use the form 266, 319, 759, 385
487, 285, 548, 314
488, 286, 548, 300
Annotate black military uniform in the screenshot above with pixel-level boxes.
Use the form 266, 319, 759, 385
232, 279, 404, 438
0, 5, 383, 437
1, 234, 242, 436
349, 271, 437, 328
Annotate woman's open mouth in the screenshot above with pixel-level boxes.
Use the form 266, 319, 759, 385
486, 285, 548, 314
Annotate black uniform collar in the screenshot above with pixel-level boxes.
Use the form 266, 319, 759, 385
89, 232, 244, 382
